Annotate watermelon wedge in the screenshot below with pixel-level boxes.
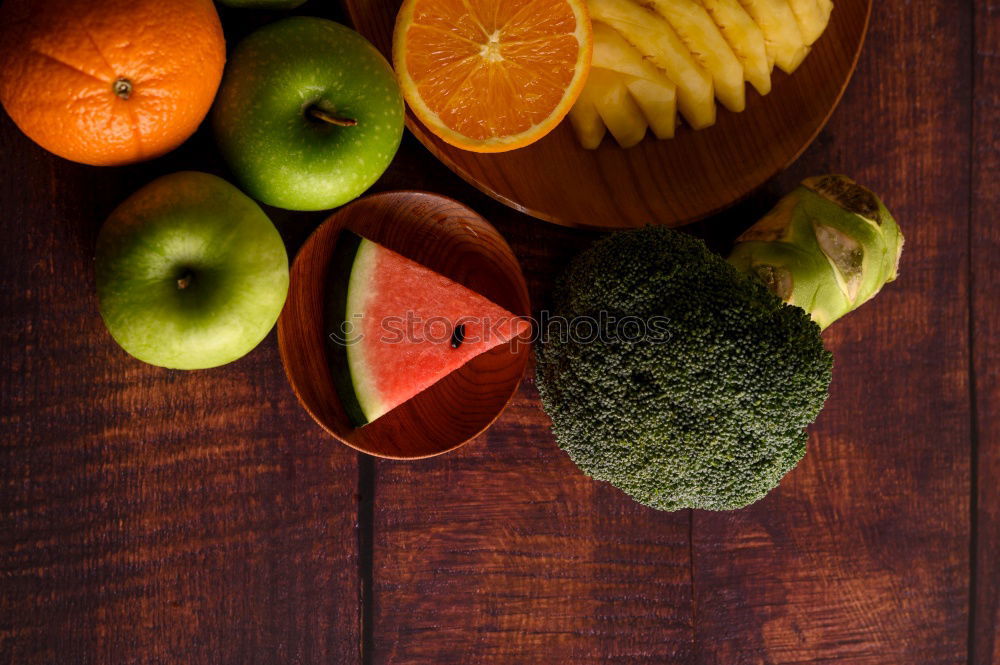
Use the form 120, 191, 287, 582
329, 231, 529, 427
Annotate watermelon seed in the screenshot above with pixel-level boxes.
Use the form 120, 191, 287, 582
451, 324, 466, 349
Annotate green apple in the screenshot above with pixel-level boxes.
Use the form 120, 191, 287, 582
218, 0, 307, 8
96, 171, 289, 370
212, 17, 404, 211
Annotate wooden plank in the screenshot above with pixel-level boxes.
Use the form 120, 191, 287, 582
0, 49, 361, 665
369, 392, 694, 664
972, 2, 1000, 663
0, 1, 981, 663
691, 1, 973, 663
364, 150, 695, 662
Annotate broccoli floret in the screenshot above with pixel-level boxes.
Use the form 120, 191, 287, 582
536, 226, 833, 511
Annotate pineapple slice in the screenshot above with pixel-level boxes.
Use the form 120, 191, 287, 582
626, 79, 677, 139
592, 20, 669, 82
592, 21, 677, 138
697, 0, 772, 95
569, 86, 607, 149
817, 0, 833, 25
588, 68, 649, 148
589, 0, 716, 129
738, 0, 809, 73
648, 0, 746, 112
787, 0, 827, 44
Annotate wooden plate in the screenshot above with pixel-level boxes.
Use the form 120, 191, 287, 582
277, 191, 531, 459
346, 0, 872, 229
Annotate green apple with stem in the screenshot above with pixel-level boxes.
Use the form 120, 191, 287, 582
212, 17, 405, 211
96, 171, 289, 370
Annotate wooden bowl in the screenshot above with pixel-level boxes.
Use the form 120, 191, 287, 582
345, 0, 872, 229
277, 191, 531, 459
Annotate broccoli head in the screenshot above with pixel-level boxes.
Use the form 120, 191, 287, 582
536, 226, 833, 511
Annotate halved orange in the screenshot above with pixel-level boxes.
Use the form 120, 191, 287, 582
393, 0, 593, 153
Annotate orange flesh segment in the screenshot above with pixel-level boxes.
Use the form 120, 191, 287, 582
401, 0, 586, 142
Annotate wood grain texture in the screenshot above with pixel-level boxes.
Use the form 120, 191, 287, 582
0, 4, 363, 665
358, 2, 978, 664
0, 117, 363, 665
370, 403, 695, 664
346, 0, 871, 229
972, 2, 1000, 663
278, 191, 531, 460
355, 206, 693, 664
0, 0, 988, 663
690, 1, 974, 663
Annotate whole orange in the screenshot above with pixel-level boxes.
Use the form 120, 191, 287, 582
0, 0, 225, 166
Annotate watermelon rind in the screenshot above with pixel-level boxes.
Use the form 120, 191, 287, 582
328, 230, 372, 427
345, 237, 391, 423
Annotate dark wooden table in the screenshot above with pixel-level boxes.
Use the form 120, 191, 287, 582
1, 1, 996, 663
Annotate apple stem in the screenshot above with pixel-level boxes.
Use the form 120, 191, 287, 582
307, 106, 357, 127
177, 273, 193, 290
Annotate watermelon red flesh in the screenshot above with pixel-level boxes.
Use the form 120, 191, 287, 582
339, 233, 528, 426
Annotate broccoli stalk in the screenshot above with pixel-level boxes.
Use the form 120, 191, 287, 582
728, 175, 904, 329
